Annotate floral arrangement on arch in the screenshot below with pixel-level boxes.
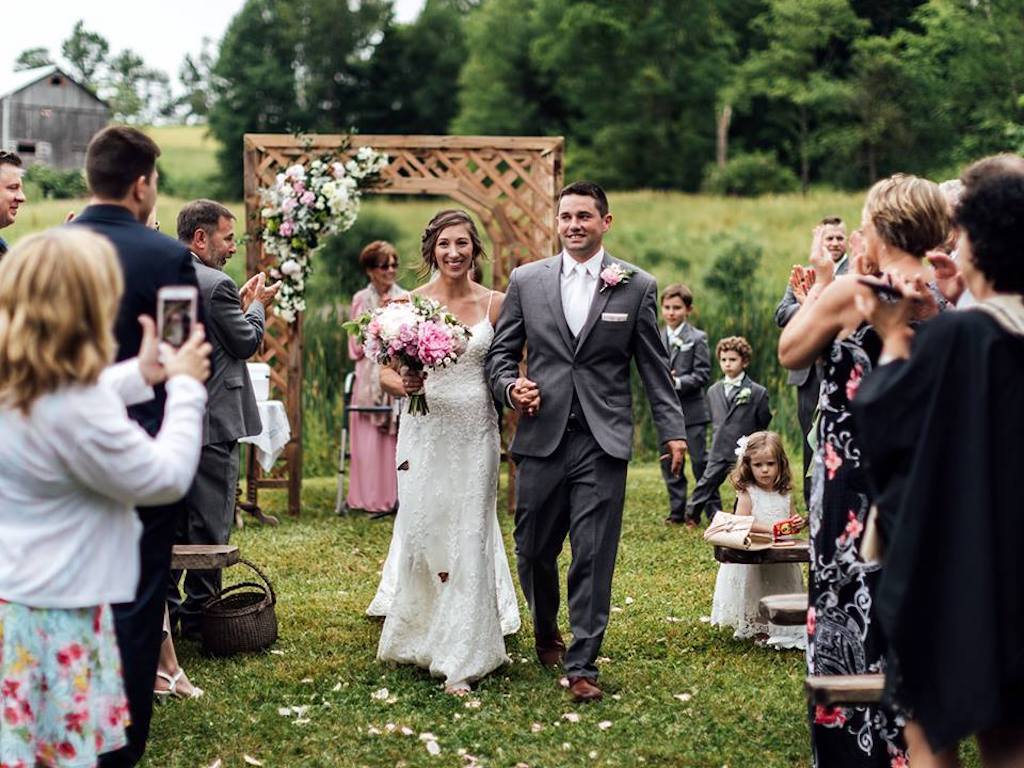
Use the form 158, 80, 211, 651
259, 145, 389, 323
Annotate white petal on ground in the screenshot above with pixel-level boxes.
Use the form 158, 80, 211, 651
277, 707, 292, 717
367, 726, 381, 736
300, 677, 314, 684
464, 699, 482, 709
531, 723, 543, 733
562, 712, 581, 723
425, 740, 441, 756
598, 721, 613, 730
699, 615, 712, 623
419, 733, 437, 742
243, 756, 263, 767
371, 688, 390, 701
293, 718, 311, 725
208, 760, 223, 768
674, 693, 693, 702
624, 597, 635, 605
400, 726, 415, 736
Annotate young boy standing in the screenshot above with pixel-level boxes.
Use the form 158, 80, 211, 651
685, 336, 772, 527
660, 284, 712, 524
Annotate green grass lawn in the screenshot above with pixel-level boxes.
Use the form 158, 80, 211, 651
149, 466, 813, 768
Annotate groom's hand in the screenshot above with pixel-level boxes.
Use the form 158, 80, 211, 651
661, 439, 687, 477
510, 377, 541, 417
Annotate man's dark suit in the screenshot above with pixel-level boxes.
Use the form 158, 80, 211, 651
661, 323, 715, 519
171, 255, 264, 635
685, 373, 772, 523
774, 256, 848, 505
73, 204, 200, 768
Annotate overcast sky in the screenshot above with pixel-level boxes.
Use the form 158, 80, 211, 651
16, 0, 426, 82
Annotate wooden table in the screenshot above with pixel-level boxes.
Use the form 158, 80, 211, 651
171, 544, 240, 571
806, 674, 885, 705
713, 540, 810, 564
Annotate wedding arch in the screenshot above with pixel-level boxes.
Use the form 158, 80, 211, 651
243, 133, 565, 515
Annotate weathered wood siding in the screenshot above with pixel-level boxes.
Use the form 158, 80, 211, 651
7, 73, 108, 170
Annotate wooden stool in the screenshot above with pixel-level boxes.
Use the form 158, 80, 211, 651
714, 540, 810, 564
759, 593, 808, 626
805, 674, 885, 705
171, 544, 240, 571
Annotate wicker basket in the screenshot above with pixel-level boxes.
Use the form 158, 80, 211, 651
200, 558, 278, 656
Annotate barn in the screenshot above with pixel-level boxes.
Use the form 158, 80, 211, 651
0, 65, 110, 170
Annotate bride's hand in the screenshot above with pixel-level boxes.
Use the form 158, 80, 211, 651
401, 367, 426, 394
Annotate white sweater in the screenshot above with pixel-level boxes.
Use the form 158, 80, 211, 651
0, 363, 206, 608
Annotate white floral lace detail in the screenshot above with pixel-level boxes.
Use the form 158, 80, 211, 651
367, 318, 521, 685
710, 487, 806, 650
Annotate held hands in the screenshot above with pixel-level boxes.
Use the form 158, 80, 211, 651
771, 515, 805, 541
510, 377, 541, 417
162, 325, 212, 383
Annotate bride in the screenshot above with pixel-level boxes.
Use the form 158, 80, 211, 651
366, 209, 520, 694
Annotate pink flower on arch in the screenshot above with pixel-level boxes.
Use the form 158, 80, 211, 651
279, 221, 294, 237
806, 606, 816, 637
824, 442, 843, 480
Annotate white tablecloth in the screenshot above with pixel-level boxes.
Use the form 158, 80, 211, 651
239, 400, 291, 471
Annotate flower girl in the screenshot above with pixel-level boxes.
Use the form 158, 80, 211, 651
710, 431, 806, 650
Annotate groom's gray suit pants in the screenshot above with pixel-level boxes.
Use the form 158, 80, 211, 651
513, 423, 628, 680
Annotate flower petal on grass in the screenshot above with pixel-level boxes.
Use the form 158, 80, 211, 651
674, 693, 693, 702
624, 597, 635, 605
208, 760, 223, 768
425, 740, 441, 756
243, 756, 263, 766
371, 688, 390, 701
464, 699, 482, 709
598, 720, 612, 730
530, 722, 543, 733
562, 712, 581, 723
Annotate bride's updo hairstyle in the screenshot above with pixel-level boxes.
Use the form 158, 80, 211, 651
862, 173, 950, 258
420, 209, 487, 278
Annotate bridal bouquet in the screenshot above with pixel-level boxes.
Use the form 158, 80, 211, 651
345, 295, 470, 415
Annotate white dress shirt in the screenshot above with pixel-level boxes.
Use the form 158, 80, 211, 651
722, 373, 745, 397
561, 249, 604, 337
0, 365, 206, 608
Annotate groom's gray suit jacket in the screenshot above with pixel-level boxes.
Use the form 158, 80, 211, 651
487, 252, 686, 459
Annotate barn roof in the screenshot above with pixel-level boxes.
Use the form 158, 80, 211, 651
0, 64, 107, 106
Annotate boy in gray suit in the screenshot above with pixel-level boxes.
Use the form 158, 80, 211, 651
659, 283, 714, 523
685, 336, 771, 526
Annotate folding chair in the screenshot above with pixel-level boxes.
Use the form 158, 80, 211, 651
334, 371, 395, 516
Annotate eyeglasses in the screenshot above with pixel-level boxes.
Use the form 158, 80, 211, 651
375, 262, 398, 271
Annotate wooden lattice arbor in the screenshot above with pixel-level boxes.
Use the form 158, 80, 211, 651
243, 134, 565, 515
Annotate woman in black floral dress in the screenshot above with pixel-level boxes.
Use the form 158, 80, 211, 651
779, 174, 951, 767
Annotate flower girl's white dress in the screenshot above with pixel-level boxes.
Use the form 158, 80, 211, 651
710, 485, 806, 650
367, 315, 520, 687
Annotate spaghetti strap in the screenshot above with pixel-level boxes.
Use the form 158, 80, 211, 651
485, 290, 494, 317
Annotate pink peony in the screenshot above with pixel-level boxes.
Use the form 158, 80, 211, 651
300, 190, 316, 206
600, 266, 624, 286
279, 221, 294, 237
416, 321, 455, 367
281, 197, 298, 213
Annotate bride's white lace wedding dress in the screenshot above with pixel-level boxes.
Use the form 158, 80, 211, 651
366, 313, 521, 688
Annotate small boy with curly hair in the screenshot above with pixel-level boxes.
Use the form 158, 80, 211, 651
684, 336, 772, 527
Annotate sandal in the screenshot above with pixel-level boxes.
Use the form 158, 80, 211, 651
154, 669, 204, 702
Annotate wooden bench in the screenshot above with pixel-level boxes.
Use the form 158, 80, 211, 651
805, 674, 885, 705
171, 544, 240, 571
759, 593, 808, 626
714, 540, 810, 565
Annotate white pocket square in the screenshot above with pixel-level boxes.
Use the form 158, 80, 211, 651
678, 341, 694, 351
601, 312, 629, 322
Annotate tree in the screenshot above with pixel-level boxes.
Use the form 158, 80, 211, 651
104, 49, 172, 124
177, 39, 219, 122
731, 0, 866, 191
14, 47, 53, 71
61, 20, 110, 90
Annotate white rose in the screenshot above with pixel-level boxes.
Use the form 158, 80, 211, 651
280, 259, 302, 277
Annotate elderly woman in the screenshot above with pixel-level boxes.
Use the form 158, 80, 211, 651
779, 174, 950, 767
346, 240, 405, 514
853, 157, 1024, 767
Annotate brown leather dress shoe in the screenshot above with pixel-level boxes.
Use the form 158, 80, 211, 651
567, 676, 603, 702
535, 632, 566, 667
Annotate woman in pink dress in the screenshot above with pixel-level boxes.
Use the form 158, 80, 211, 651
347, 241, 405, 513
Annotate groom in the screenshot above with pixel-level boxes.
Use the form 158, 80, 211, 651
487, 181, 687, 702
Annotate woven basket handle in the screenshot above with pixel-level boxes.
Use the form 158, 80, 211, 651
235, 558, 277, 605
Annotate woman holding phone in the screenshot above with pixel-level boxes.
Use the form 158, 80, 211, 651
0, 228, 210, 767
778, 174, 950, 767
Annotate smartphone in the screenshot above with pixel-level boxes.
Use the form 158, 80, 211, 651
156, 285, 198, 348
856, 277, 903, 300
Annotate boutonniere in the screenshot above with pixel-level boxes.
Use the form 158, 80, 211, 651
669, 335, 685, 350
735, 386, 752, 404
599, 263, 634, 293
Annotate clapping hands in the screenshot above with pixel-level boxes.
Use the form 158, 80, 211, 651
239, 272, 282, 312
788, 265, 815, 304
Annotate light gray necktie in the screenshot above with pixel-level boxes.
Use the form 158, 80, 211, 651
565, 264, 592, 336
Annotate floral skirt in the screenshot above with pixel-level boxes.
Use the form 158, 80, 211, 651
0, 601, 129, 768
